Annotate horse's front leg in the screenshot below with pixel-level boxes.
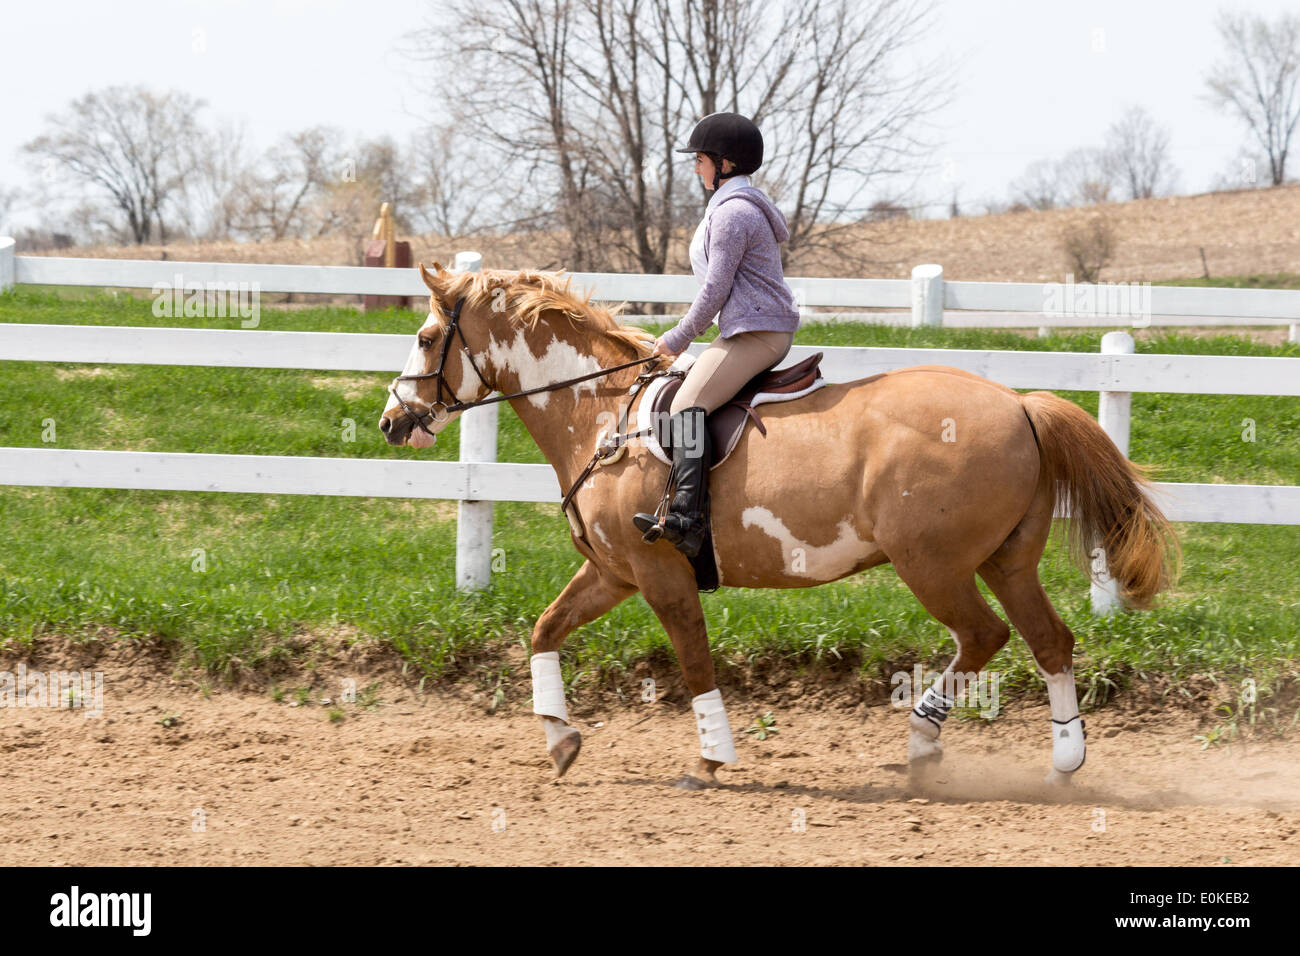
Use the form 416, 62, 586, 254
635, 559, 736, 790
531, 559, 636, 777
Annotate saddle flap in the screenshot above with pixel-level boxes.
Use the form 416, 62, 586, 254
736, 351, 823, 402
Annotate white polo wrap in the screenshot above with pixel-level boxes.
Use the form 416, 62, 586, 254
692, 689, 738, 764
530, 651, 568, 723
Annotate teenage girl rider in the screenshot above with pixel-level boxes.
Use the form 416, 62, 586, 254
632, 112, 800, 557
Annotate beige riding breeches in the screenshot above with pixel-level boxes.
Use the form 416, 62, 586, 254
669, 330, 796, 415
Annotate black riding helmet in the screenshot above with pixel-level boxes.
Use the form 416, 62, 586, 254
675, 112, 763, 189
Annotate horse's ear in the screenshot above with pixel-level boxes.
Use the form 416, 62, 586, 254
418, 261, 446, 293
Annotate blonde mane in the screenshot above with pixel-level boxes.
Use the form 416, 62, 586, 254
433, 267, 670, 368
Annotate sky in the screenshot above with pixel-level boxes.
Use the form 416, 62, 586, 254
0, 0, 1294, 233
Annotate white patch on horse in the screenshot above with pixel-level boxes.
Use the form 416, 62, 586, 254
591, 521, 611, 549
458, 347, 487, 400
740, 506, 869, 579
385, 313, 438, 413
486, 328, 601, 409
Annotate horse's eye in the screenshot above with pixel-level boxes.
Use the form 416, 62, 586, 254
418, 337, 433, 350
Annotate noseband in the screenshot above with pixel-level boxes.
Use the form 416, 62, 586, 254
388, 298, 489, 440
388, 296, 659, 441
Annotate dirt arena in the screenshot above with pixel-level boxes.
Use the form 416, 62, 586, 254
2, 641, 1297, 866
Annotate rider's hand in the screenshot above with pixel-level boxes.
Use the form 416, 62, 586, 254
652, 336, 678, 358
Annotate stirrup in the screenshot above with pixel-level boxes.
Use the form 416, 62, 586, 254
632, 511, 666, 542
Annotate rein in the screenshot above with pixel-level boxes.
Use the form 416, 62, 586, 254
388, 296, 660, 441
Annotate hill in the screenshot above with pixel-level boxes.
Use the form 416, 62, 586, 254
20, 183, 1300, 285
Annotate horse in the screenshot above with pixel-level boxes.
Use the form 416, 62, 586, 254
379, 263, 1178, 789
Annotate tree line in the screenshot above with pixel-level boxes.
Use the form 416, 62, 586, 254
6, 3, 1298, 272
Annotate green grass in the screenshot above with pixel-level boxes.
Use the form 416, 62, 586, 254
0, 286, 1298, 709
1153, 273, 1300, 290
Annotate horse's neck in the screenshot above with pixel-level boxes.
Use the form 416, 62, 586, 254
496, 328, 646, 487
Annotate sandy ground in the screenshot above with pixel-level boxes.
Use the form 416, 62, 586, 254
2, 643, 1297, 867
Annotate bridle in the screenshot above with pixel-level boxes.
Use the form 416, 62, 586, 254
388, 297, 660, 442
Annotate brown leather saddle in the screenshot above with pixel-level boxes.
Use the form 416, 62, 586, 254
650, 351, 824, 468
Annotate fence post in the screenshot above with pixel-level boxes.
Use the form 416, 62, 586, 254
0, 237, 14, 292
1090, 330, 1134, 615
453, 250, 497, 592
911, 264, 943, 327
1290, 323, 1299, 345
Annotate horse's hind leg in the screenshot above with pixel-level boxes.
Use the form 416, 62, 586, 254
976, 480, 1087, 784
531, 560, 637, 777
978, 558, 1086, 784
890, 569, 1011, 773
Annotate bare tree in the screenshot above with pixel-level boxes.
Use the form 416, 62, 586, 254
1008, 148, 1113, 211
1055, 148, 1113, 206
1206, 9, 1300, 186
1061, 216, 1116, 283
760, 0, 948, 268
1101, 105, 1176, 200
1210, 148, 1268, 190
0, 185, 18, 235
406, 0, 948, 273
180, 117, 250, 240
1008, 158, 1062, 210
230, 127, 346, 240
408, 125, 493, 237
23, 86, 205, 244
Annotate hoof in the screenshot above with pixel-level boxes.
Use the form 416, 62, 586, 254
908, 750, 944, 783
674, 774, 717, 791
548, 728, 582, 777
1043, 767, 1076, 787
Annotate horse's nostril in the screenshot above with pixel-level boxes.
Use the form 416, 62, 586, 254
379, 417, 391, 433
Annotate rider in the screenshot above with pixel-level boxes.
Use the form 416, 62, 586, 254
632, 112, 800, 557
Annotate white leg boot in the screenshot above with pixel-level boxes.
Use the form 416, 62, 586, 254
1043, 667, 1087, 783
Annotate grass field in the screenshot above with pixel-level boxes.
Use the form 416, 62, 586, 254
1, 286, 1298, 714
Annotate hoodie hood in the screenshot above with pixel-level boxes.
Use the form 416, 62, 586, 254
716, 186, 790, 243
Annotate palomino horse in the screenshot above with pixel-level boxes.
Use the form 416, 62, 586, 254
379, 264, 1177, 789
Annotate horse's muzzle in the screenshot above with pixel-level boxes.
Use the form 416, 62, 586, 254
379, 412, 411, 446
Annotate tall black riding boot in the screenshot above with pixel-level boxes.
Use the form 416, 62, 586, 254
632, 406, 711, 557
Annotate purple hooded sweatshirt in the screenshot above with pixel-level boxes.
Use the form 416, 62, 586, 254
660, 184, 800, 356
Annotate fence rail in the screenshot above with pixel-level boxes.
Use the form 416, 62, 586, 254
7, 246, 1300, 334
2, 324, 1298, 396
1, 240, 1297, 612
2, 448, 1295, 527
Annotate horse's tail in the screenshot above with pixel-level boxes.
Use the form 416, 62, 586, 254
1019, 391, 1179, 609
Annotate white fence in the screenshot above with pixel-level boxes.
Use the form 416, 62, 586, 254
2, 238, 1298, 613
